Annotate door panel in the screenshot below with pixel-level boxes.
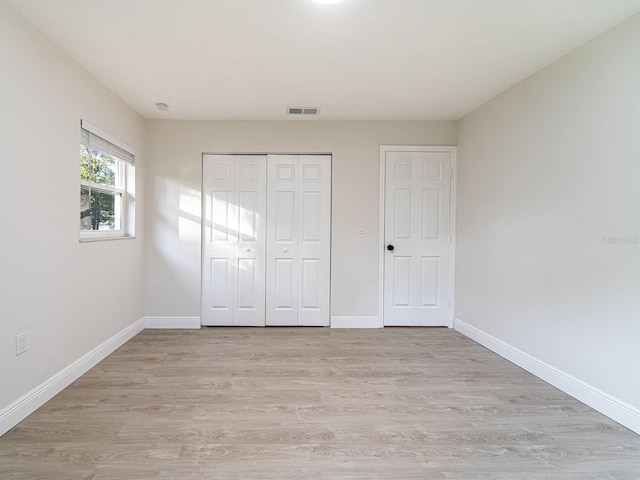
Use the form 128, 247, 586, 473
420, 256, 439, 306
202, 154, 266, 326
211, 192, 232, 242
275, 258, 296, 310
275, 191, 296, 242
234, 156, 267, 326
302, 192, 321, 242
394, 189, 412, 239
238, 192, 257, 242
301, 258, 320, 309
392, 256, 412, 307
297, 155, 331, 326
421, 190, 440, 239
266, 155, 331, 326
237, 258, 257, 309
267, 156, 299, 326
210, 258, 232, 310
203, 155, 235, 325
383, 149, 452, 326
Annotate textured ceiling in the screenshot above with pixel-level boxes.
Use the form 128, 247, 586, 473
7, 0, 640, 120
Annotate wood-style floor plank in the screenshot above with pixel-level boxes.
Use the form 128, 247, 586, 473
1, 328, 638, 479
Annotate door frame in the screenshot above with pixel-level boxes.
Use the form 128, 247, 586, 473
378, 145, 457, 328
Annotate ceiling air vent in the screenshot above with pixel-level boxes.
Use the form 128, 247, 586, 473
287, 106, 320, 116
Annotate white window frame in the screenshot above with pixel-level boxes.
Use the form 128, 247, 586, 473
80, 120, 135, 241
80, 162, 126, 239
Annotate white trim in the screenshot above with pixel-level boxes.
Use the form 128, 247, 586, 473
379, 145, 457, 328
455, 318, 640, 435
145, 316, 201, 329
80, 229, 126, 240
448, 149, 457, 327
378, 151, 386, 327
79, 234, 135, 243
0, 318, 145, 437
331, 316, 382, 328
79, 180, 125, 199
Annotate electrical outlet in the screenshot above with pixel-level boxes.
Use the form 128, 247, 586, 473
16, 333, 27, 355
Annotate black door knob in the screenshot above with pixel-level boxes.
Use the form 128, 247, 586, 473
387, 244, 395, 251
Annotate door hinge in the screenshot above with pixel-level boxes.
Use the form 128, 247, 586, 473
449, 169, 453, 179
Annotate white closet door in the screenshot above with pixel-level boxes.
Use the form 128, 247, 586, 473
202, 154, 266, 326
266, 155, 331, 326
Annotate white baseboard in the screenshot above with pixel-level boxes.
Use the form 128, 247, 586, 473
454, 318, 640, 435
144, 316, 201, 329
0, 317, 145, 437
331, 316, 383, 328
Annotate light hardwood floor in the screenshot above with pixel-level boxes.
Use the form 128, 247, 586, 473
1, 328, 639, 479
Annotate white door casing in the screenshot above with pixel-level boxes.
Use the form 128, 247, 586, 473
381, 147, 456, 326
266, 155, 331, 326
202, 154, 267, 326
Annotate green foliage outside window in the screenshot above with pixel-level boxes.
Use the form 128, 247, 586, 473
80, 145, 119, 230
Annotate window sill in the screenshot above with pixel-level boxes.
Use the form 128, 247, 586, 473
79, 235, 136, 243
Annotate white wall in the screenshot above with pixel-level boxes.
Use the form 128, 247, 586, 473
0, 2, 146, 410
144, 121, 456, 321
456, 13, 639, 412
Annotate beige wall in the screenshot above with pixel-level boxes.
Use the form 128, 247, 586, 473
0, 2, 146, 409
456, 14, 640, 408
144, 121, 456, 320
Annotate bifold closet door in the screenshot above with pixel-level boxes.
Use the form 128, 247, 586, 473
202, 154, 266, 326
266, 155, 331, 326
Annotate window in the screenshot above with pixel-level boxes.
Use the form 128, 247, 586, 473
80, 120, 135, 240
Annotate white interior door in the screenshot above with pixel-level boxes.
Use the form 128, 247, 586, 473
266, 155, 331, 326
383, 148, 454, 326
202, 154, 266, 326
